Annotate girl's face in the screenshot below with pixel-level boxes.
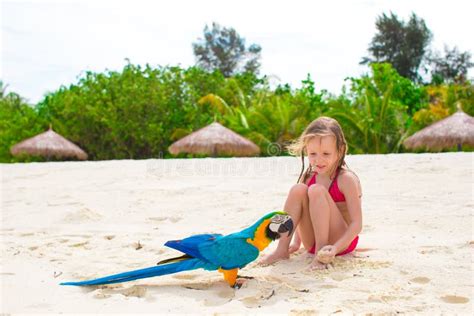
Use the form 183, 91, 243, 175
306, 135, 339, 175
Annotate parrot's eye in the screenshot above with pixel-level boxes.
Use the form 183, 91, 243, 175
269, 215, 284, 233
270, 215, 286, 224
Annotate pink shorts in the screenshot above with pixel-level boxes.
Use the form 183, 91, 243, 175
308, 236, 359, 256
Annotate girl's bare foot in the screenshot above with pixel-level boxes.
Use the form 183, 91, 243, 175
288, 241, 301, 254
258, 249, 289, 266
288, 231, 301, 254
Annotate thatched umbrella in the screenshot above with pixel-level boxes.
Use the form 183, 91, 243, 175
169, 122, 260, 157
11, 126, 88, 160
404, 110, 474, 151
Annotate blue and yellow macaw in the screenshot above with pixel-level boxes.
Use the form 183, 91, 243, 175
60, 211, 293, 288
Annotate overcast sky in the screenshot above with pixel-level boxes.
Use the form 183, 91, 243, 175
2, 0, 473, 104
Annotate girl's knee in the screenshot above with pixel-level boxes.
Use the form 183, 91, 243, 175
289, 183, 308, 197
307, 183, 327, 199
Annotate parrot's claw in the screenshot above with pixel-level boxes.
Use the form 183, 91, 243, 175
236, 275, 254, 280
232, 277, 252, 289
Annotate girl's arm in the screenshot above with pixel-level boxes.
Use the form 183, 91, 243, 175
333, 172, 362, 253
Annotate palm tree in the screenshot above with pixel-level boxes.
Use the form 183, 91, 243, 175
0, 81, 9, 99
329, 83, 409, 154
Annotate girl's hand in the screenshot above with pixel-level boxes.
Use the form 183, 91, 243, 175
317, 245, 337, 264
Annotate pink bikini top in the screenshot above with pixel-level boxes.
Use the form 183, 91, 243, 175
307, 168, 346, 202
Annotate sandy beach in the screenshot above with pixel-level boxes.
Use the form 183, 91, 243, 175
1, 153, 472, 314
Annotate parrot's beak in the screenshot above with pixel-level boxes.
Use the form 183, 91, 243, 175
267, 213, 294, 240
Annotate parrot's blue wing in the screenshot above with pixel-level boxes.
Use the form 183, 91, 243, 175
165, 234, 222, 261
198, 234, 259, 269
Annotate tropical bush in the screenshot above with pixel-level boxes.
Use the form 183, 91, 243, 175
0, 82, 46, 162
35, 64, 263, 160
328, 63, 428, 153
2, 62, 472, 162
412, 82, 474, 131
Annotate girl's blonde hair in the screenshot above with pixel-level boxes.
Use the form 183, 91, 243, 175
287, 116, 348, 184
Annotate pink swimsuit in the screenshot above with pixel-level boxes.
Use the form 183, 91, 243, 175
307, 168, 359, 255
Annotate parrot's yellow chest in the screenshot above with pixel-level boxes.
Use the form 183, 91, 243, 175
246, 219, 272, 251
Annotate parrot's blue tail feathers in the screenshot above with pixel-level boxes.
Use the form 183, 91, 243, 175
60, 258, 203, 286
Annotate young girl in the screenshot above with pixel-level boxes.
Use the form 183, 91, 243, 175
260, 116, 362, 270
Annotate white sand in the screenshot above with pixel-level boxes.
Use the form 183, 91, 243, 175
1, 153, 472, 314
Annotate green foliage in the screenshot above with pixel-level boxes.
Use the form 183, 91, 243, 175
0, 81, 46, 162
412, 82, 474, 130
193, 22, 262, 77
362, 12, 432, 82
36, 64, 230, 160
329, 64, 426, 153
3, 60, 471, 162
220, 75, 327, 156
32, 62, 265, 160
224, 91, 312, 155
448, 82, 474, 116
